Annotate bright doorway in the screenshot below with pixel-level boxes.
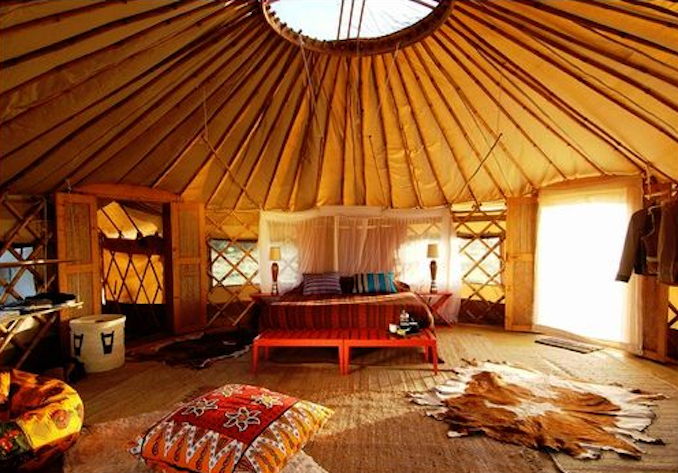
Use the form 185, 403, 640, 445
535, 180, 641, 346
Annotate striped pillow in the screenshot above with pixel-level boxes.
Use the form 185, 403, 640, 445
302, 272, 342, 295
353, 271, 397, 294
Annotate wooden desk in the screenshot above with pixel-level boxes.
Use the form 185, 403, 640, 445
415, 292, 454, 327
0, 301, 83, 368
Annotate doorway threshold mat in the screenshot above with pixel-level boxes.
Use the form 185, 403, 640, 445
535, 336, 602, 354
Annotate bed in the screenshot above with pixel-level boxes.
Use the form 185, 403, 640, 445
259, 291, 434, 330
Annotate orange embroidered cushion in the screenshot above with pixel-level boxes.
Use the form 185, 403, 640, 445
130, 384, 332, 473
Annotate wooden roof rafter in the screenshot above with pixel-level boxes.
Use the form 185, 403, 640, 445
1, 3, 259, 193
456, 6, 678, 143
409, 42, 535, 194
450, 19, 677, 183
509, 0, 678, 56
204, 41, 299, 209
269, 55, 332, 210
229, 49, 312, 210
392, 49, 450, 206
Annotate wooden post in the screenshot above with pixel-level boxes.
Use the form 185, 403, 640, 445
504, 196, 538, 332
639, 277, 669, 362
165, 202, 207, 334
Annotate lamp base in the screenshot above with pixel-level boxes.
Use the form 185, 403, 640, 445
271, 261, 279, 295
430, 259, 438, 294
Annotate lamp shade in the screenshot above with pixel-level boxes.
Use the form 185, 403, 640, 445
427, 243, 439, 259
269, 246, 281, 261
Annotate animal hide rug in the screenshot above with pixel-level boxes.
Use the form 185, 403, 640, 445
409, 361, 667, 459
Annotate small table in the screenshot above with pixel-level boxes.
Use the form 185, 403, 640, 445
228, 293, 280, 327
415, 292, 454, 327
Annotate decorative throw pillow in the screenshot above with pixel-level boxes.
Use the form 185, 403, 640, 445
130, 384, 333, 473
353, 271, 397, 294
339, 276, 355, 294
0, 369, 84, 471
302, 272, 342, 295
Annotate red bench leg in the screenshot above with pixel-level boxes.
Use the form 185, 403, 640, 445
431, 343, 438, 375
252, 343, 259, 374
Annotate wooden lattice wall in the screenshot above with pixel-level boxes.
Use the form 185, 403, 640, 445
453, 202, 507, 326
0, 194, 54, 303
98, 202, 164, 305
97, 201, 166, 337
205, 210, 260, 327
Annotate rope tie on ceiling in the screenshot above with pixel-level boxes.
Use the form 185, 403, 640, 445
451, 133, 503, 208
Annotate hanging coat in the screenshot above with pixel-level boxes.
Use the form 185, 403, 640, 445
616, 207, 660, 282
658, 200, 678, 285
617, 201, 678, 285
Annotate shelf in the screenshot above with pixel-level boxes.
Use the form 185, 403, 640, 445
0, 259, 77, 268
0, 301, 84, 324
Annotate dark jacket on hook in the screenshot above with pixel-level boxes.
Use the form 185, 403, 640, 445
616, 200, 678, 285
658, 199, 678, 285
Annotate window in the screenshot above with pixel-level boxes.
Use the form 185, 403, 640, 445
209, 240, 259, 287
0, 246, 37, 302
458, 236, 502, 286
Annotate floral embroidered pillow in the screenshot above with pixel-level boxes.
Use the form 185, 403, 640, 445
130, 384, 333, 473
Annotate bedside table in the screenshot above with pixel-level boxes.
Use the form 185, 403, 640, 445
415, 292, 454, 327
230, 294, 281, 327
250, 293, 282, 303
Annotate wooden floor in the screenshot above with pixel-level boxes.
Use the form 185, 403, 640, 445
72, 325, 678, 473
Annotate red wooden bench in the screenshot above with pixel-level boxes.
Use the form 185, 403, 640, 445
252, 328, 437, 375
342, 328, 437, 375
252, 329, 347, 374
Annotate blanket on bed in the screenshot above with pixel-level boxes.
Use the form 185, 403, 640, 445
259, 292, 433, 330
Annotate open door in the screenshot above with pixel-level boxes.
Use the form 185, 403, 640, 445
165, 202, 207, 334
55, 192, 102, 355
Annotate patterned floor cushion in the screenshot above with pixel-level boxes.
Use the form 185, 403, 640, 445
130, 384, 333, 473
0, 369, 84, 471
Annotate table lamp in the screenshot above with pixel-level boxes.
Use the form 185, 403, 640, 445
269, 246, 281, 295
427, 243, 439, 293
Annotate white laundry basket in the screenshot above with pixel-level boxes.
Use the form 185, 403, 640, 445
70, 314, 126, 373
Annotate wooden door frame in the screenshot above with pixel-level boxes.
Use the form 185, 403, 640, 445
72, 184, 208, 334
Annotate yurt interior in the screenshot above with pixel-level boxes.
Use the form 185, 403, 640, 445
1, 1, 677, 472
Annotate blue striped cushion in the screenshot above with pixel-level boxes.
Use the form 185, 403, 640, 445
302, 272, 342, 295
353, 272, 397, 294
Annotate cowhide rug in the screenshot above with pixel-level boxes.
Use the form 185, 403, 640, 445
409, 361, 668, 460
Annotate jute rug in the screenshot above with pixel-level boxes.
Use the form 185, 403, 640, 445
63, 411, 328, 473
73, 326, 678, 473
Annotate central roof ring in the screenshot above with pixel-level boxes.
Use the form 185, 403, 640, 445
261, 0, 455, 56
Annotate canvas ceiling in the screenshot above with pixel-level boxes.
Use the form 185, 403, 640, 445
1, 0, 676, 212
